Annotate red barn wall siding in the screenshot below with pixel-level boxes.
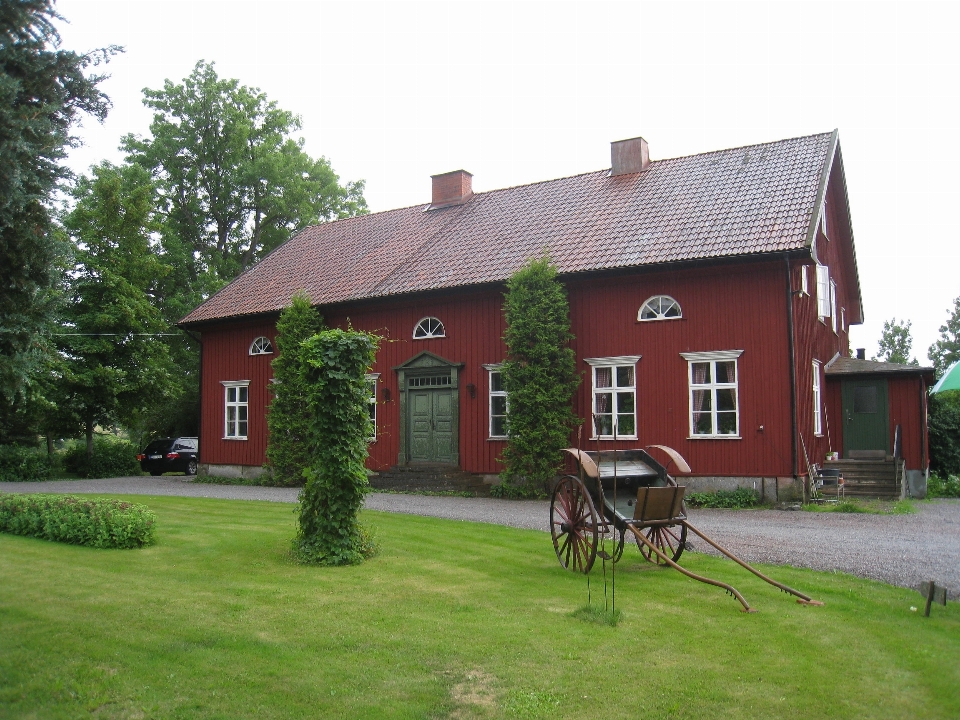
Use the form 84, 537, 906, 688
826, 375, 929, 472
789, 172, 858, 470
322, 287, 509, 473
197, 251, 874, 480
198, 319, 278, 467
566, 260, 796, 478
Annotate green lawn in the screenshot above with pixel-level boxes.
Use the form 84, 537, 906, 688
1, 496, 957, 719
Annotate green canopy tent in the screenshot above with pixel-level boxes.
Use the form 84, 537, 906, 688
931, 360, 960, 393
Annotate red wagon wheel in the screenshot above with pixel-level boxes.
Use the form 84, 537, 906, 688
550, 475, 599, 573
637, 522, 688, 566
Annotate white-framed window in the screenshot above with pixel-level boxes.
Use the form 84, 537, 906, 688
840, 307, 846, 333
830, 280, 838, 334
484, 364, 509, 439
816, 264, 831, 320
249, 336, 273, 355
366, 373, 379, 441
680, 351, 742, 438
820, 200, 829, 238
221, 381, 250, 439
800, 265, 809, 296
413, 317, 445, 339
638, 295, 682, 321
812, 360, 823, 436
584, 356, 640, 439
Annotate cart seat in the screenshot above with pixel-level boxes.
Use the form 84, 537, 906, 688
633, 485, 686, 523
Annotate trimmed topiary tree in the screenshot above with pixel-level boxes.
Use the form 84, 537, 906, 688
265, 291, 325, 487
293, 329, 379, 565
497, 256, 580, 497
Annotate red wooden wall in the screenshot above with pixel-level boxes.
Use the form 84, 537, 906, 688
193, 161, 915, 480
789, 166, 857, 472
197, 258, 836, 478
825, 373, 929, 471
199, 319, 278, 467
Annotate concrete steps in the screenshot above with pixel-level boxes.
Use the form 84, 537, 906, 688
821, 459, 902, 499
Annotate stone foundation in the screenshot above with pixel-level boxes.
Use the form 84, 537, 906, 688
198, 463, 267, 480
680, 476, 803, 503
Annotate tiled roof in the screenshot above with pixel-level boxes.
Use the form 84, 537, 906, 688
825, 356, 934, 377
181, 132, 836, 326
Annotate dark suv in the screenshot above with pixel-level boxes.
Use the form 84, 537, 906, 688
138, 437, 199, 476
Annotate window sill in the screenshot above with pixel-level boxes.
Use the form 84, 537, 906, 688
487, 436, 507, 441
687, 435, 741, 440
589, 436, 639, 442
636, 317, 683, 324
223, 436, 248, 441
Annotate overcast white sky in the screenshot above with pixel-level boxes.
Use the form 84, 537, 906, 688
56, 0, 959, 362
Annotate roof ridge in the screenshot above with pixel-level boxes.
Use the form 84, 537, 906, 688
650, 131, 835, 165
180, 130, 844, 327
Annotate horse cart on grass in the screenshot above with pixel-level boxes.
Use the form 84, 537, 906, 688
550, 447, 822, 612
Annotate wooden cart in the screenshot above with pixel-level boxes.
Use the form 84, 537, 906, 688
550, 447, 822, 612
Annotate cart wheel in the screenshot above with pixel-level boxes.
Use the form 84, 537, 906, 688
637, 523, 688, 565
550, 475, 599, 574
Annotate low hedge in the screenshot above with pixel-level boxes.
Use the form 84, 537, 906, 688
0, 493, 156, 549
0, 445, 53, 482
686, 488, 762, 509
927, 473, 960, 498
62, 439, 140, 479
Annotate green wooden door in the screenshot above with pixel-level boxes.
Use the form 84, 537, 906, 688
841, 378, 889, 457
408, 389, 455, 463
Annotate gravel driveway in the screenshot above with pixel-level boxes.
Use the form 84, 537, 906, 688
3, 477, 957, 599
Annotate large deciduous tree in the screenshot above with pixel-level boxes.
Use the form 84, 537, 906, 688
499, 256, 580, 497
0, 0, 117, 423
874, 317, 917, 365
59, 162, 172, 455
929, 294, 960, 380
122, 60, 367, 293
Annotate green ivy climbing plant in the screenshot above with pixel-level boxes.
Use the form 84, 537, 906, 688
499, 255, 580, 497
265, 291, 325, 487
293, 329, 379, 565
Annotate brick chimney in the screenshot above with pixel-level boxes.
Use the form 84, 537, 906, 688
430, 170, 473, 209
611, 136, 650, 175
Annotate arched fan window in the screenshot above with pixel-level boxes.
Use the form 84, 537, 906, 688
413, 317, 445, 339
638, 295, 682, 321
249, 336, 274, 355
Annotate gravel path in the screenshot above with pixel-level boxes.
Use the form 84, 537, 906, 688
2, 477, 957, 599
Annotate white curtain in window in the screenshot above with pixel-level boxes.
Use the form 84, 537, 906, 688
816, 265, 831, 318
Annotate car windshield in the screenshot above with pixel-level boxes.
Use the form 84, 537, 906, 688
144, 440, 172, 453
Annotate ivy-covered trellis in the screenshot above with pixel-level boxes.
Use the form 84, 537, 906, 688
293, 328, 379, 565
498, 255, 580, 497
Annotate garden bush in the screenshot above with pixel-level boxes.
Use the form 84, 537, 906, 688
62, 438, 140, 478
0, 445, 53, 482
0, 493, 156, 548
686, 488, 762, 509
498, 256, 579, 498
293, 329, 379, 565
928, 390, 960, 477
927, 472, 960, 498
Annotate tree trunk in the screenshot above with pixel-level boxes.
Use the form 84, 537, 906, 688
46, 435, 53, 456
85, 421, 94, 458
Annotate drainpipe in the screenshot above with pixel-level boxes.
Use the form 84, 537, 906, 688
784, 255, 799, 482
180, 327, 203, 461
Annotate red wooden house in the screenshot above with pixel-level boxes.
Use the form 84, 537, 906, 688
180, 131, 932, 498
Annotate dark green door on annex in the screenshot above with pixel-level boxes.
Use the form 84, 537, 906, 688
841, 378, 889, 457
409, 389, 455, 463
